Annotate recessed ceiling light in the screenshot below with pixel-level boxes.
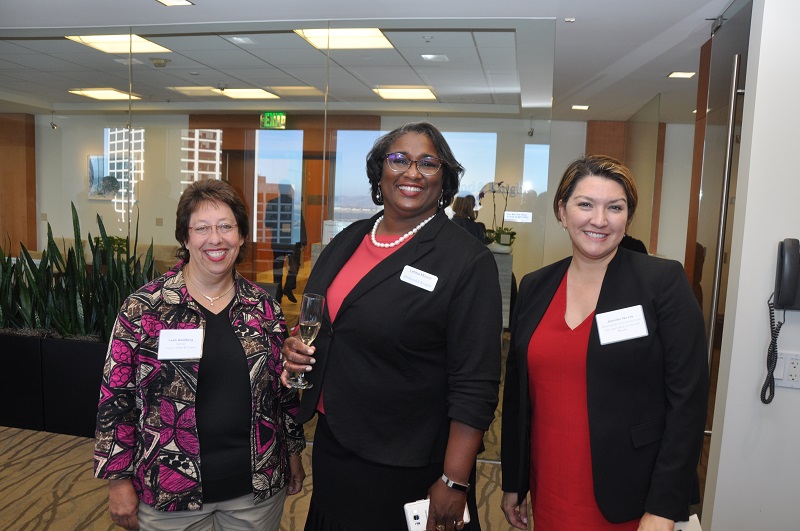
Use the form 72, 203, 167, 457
155, 0, 194, 5
373, 87, 436, 100
69, 88, 140, 100
294, 28, 393, 50
421, 54, 449, 62
66, 34, 171, 54
226, 36, 256, 45
269, 86, 325, 97
168, 86, 218, 96
113, 58, 144, 66
564, 18, 576, 23
572, 105, 589, 110
668, 71, 696, 79
210, 88, 280, 99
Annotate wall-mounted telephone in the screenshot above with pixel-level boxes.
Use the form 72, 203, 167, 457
763, 239, 800, 403
775, 238, 800, 310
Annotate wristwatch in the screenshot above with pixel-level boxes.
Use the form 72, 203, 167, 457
440, 473, 470, 492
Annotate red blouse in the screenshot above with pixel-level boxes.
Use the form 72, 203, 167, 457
526, 273, 639, 531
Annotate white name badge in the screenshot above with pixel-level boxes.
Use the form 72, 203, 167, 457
595, 305, 648, 345
157, 328, 204, 360
400, 265, 438, 292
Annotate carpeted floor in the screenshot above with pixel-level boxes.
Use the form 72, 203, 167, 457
0, 323, 510, 530
0, 426, 507, 531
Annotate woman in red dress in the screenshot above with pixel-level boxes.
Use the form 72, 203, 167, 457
501, 155, 708, 531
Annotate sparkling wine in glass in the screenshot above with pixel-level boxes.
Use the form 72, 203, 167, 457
288, 293, 325, 389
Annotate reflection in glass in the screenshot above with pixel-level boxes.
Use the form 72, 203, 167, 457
180, 129, 223, 187
255, 130, 305, 298
104, 127, 145, 223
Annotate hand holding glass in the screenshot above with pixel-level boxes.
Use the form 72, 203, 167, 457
288, 293, 325, 389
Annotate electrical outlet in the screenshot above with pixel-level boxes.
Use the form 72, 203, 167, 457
775, 352, 800, 389
788, 359, 800, 382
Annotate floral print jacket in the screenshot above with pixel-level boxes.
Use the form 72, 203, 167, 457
94, 263, 305, 511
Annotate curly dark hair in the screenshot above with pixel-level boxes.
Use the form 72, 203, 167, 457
174, 179, 250, 264
365, 122, 464, 209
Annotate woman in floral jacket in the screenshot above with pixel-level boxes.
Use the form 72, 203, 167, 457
94, 179, 305, 531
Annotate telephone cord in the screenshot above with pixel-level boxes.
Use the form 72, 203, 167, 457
760, 294, 784, 404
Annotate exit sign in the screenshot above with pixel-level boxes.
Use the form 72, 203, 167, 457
260, 112, 286, 129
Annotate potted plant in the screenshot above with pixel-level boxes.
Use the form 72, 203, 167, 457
0, 204, 157, 437
0, 249, 45, 430
479, 181, 517, 252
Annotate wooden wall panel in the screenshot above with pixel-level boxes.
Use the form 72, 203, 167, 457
586, 120, 627, 161
189, 114, 259, 151
684, 38, 713, 282
0, 114, 37, 255
649, 122, 667, 253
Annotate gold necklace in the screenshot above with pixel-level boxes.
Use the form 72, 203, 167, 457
184, 270, 235, 307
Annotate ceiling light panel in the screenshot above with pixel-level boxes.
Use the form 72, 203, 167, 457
65, 35, 172, 54
210, 88, 279, 99
225, 36, 256, 45
155, 0, 194, 5
668, 71, 696, 79
572, 105, 589, 110
294, 28, 393, 50
69, 88, 140, 100
269, 86, 324, 97
373, 87, 436, 100
168, 86, 218, 96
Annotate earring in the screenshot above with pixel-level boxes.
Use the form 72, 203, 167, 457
437, 192, 444, 209
376, 187, 383, 204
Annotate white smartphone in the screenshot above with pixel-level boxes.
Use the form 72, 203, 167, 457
404, 498, 470, 531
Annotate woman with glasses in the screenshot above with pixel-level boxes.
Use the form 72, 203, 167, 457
94, 179, 306, 531
281, 122, 502, 531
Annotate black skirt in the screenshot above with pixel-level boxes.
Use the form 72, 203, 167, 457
304, 414, 480, 531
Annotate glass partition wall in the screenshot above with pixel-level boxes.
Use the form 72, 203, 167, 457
29, 21, 553, 314
19, 21, 556, 459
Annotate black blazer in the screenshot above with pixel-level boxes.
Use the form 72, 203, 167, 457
501, 248, 708, 523
299, 211, 502, 467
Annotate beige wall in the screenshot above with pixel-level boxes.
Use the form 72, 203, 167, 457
35, 114, 190, 249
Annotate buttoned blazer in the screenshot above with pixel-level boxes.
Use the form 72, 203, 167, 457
298, 211, 502, 468
501, 247, 708, 523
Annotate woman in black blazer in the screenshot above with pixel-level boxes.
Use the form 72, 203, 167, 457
282, 122, 502, 531
500, 155, 708, 531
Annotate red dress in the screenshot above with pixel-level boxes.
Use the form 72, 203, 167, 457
526, 273, 639, 531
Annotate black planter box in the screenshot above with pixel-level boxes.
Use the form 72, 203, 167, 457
0, 333, 44, 431
41, 337, 107, 438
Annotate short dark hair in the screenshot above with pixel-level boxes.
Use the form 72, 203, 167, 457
175, 179, 250, 264
553, 154, 638, 226
366, 122, 464, 208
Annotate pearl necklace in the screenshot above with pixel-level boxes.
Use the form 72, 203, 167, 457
370, 214, 436, 248
185, 270, 235, 307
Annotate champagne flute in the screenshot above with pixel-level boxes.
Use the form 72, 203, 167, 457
288, 293, 325, 389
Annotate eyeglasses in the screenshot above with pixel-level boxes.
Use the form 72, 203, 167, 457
384, 153, 442, 176
189, 223, 238, 236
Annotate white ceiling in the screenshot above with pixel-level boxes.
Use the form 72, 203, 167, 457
0, 0, 733, 123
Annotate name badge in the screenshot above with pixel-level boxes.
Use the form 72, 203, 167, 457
157, 328, 204, 360
400, 265, 438, 292
595, 305, 648, 345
